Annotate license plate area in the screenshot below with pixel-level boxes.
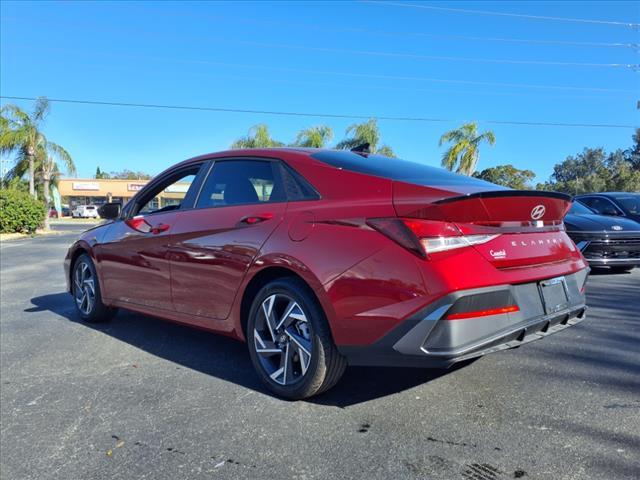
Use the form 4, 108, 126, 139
538, 276, 569, 314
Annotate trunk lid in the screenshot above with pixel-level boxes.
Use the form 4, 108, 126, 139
393, 182, 576, 268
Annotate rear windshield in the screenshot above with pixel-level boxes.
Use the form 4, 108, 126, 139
311, 150, 503, 188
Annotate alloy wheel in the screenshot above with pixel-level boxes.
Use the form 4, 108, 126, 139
253, 294, 313, 386
74, 261, 96, 315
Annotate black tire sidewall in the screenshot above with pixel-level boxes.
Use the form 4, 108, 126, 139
246, 278, 332, 400
72, 254, 112, 322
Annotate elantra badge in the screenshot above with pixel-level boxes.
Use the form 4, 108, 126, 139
531, 205, 546, 220
612, 225, 623, 231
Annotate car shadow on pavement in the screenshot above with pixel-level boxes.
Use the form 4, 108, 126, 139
27, 292, 459, 407
589, 266, 636, 276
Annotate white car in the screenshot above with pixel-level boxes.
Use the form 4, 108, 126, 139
72, 205, 99, 219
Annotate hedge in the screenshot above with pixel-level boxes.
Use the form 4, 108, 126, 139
0, 190, 46, 234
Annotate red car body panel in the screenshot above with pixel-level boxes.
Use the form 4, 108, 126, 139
64, 148, 588, 365
169, 201, 288, 319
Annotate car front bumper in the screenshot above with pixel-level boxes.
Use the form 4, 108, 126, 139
571, 233, 640, 268
338, 269, 588, 368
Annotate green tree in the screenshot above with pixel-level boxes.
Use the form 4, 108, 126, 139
95, 166, 110, 179
336, 118, 395, 157
473, 164, 535, 189
0, 97, 65, 197
108, 169, 151, 180
439, 122, 496, 176
547, 148, 609, 194
231, 124, 284, 149
540, 139, 640, 194
292, 125, 333, 148
39, 148, 75, 229
606, 149, 640, 192
626, 127, 640, 170
4, 132, 75, 227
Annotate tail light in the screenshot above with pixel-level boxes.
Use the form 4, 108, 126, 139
446, 305, 519, 320
367, 218, 500, 258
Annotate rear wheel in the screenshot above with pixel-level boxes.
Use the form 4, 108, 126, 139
247, 278, 346, 400
72, 254, 118, 323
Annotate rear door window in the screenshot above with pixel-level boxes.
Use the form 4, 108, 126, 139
196, 160, 286, 208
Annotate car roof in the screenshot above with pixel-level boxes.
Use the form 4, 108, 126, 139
183, 147, 315, 163
576, 192, 638, 197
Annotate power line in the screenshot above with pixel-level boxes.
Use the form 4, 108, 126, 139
233, 38, 637, 69
64, 62, 630, 101
39, 10, 634, 50
364, 1, 640, 28
0, 96, 635, 129
6, 31, 635, 70
8, 44, 636, 94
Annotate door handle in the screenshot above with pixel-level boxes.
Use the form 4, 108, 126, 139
240, 213, 273, 225
150, 223, 170, 234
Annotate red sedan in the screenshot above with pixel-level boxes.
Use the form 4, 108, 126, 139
64, 148, 588, 399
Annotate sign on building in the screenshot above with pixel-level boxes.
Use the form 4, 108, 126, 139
72, 182, 100, 191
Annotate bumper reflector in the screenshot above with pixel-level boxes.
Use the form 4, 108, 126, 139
446, 305, 520, 320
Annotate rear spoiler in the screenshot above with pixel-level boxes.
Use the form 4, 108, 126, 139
434, 190, 573, 205
393, 186, 573, 224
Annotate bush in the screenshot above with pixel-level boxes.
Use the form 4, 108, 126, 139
0, 190, 46, 234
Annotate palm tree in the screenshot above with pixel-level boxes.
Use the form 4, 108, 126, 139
39, 142, 75, 228
336, 118, 395, 157
439, 122, 496, 176
6, 132, 75, 228
231, 124, 284, 149
292, 125, 333, 148
0, 97, 53, 196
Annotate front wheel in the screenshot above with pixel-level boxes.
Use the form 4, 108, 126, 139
72, 254, 118, 323
247, 278, 346, 400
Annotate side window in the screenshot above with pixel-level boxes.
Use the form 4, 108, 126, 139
196, 160, 285, 208
136, 167, 200, 216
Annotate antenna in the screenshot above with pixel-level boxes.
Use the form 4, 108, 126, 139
350, 143, 371, 154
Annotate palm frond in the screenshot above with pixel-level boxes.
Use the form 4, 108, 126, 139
1, 104, 31, 125
293, 125, 333, 148
439, 122, 494, 174
231, 124, 283, 148
377, 145, 396, 158
337, 118, 382, 152
46, 140, 76, 175
458, 147, 478, 175
32, 97, 50, 123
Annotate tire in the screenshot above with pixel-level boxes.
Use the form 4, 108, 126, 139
246, 277, 347, 400
610, 266, 634, 274
72, 254, 118, 323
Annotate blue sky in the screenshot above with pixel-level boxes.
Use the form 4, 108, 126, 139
1, 1, 638, 183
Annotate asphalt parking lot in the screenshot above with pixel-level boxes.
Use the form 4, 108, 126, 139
1, 224, 639, 480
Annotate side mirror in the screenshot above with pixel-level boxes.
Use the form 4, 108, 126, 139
98, 202, 122, 220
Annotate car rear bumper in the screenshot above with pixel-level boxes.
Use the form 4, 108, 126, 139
338, 269, 588, 368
